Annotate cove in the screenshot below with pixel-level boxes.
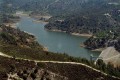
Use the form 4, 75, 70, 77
17, 15, 100, 60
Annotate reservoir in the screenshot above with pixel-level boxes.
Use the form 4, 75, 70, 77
17, 15, 100, 60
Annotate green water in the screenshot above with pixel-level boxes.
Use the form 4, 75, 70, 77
17, 16, 100, 60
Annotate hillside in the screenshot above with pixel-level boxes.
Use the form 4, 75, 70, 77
3, 0, 120, 22
84, 31, 120, 51
43, 0, 120, 53
0, 56, 119, 80
3, 0, 120, 15
38, 62, 120, 80
0, 24, 120, 79
2, 0, 56, 14
45, 0, 120, 33
0, 24, 43, 49
0, 56, 68, 80
1, 0, 120, 79
45, 14, 120, 34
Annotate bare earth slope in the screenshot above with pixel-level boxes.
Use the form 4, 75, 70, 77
97, 47, 120, 67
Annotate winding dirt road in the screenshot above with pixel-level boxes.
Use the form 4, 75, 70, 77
0, 52, 119, 79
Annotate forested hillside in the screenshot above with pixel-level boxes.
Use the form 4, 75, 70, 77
3, 0, 56, 14
44, 0, 120, 51
4, 0, 120, 16
3, 0, 120, 51
0, 0, 120, 79
45, 0, 120, 32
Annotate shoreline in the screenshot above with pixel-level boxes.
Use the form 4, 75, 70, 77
15, 12, 49, 52
71, 33, 92, 38
32, 19, 48, 24
3, 13, 49, 52
43, 47, 48, 51
80, 43, 86, 47
91, 48, 106, 52
16, 12, 29, 17
46, 29, 101, 52
45, 29, 92, 38
16, 11, 50, 24
3, 23, 17, 28
80, 43, 104, 52
12, 12, 99, 54
31, 15, 51, 24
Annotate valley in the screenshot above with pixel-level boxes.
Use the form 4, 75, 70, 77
0, 0, 120, 79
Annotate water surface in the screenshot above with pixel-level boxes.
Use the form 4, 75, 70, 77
17, 16, 100, 60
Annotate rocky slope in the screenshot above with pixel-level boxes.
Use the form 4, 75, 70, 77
7, 68, 68, 80
0, 56, 68, 80
44, 0, 120, 38
0, 24, 43, 49
0, 56, 119, 80
84, 32, 120, 51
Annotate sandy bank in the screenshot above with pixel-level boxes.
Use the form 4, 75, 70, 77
16, 11, 29, 17
71, 33, 92, 38
32, 19, 48, 24
31, 15, 52, 19
3, 23, 18, 28
80, 43, 86, 47
43, 47, 48, 51
91, 48, 106, 52
46, 29, 92, 38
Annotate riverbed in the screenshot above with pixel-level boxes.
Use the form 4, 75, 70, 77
17, 15, 100, 60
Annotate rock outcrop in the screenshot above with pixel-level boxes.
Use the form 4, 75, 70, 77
7, 68, 68, 80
